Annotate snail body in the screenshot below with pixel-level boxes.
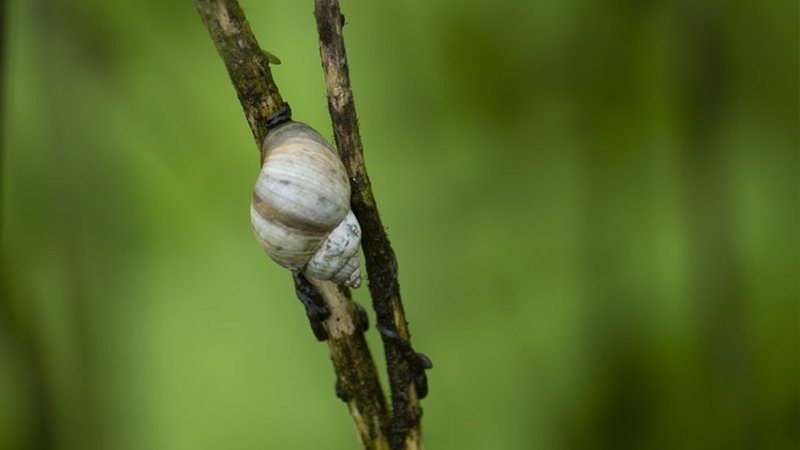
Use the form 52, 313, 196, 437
250, 121, 362, 287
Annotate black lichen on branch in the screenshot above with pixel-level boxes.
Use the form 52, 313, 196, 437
293, 271, 330, 341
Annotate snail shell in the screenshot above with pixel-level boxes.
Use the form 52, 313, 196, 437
250, 121, 362, 288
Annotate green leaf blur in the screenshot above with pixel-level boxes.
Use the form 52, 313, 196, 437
1, 0, 797, 449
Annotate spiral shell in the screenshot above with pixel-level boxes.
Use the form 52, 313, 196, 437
250, 121, 362, 287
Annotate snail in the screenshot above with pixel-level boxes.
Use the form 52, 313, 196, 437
250, 121, 363, 288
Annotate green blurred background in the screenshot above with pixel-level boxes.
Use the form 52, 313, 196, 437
1, 0, 797, 449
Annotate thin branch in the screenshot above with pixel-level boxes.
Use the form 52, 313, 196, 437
193, 0, 284, 150
299, 274, 390, 450
314, 2, 431, 449
192, 1, 390, 448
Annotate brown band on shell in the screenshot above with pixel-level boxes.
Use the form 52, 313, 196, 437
251, 190, 333, 234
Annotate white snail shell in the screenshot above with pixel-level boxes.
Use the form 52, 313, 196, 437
250, 121, 362, 288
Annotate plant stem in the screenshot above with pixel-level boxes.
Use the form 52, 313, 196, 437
314, 2, 430, 449
192, 0, 284, 150
192, 1, 390, 447
308, 278, 390, 450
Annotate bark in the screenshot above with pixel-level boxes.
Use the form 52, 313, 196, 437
314, 2, 430, 449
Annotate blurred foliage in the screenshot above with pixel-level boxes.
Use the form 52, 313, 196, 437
0, 0, 797, 449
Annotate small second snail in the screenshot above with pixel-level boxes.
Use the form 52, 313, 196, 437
250, 121, 363, 288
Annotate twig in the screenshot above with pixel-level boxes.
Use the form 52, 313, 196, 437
192, 0, 283, 150
314, 2, 431, 449
298, 274, 390, 450
192, 1, 390, 448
